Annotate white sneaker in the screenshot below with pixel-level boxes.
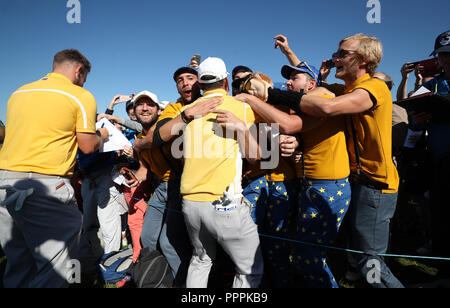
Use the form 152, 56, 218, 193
121, 231, 128, 250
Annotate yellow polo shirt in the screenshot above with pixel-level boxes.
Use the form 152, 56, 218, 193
296, 95, 350, 180
181, 89, 256, 202
158, 98, 185, 122
0, 73, 97, 176
345, 74, 399, 193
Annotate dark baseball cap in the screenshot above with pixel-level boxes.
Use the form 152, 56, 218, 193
173, 66, 198, 82
126, 99, 134, 111
232, 65, 253, 80
430, 30, 450, 56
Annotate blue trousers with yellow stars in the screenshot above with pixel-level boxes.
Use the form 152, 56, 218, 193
292, 177, 351, 288
243, 175, 296, 288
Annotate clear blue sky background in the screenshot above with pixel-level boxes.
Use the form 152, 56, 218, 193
0, 0, 449, 122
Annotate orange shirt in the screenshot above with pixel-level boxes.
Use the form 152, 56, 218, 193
345, 74, 399, 193
138, 99, 187, 182
137, 134, 174, 182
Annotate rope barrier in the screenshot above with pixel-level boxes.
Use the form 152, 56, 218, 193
93, 182, 450, 262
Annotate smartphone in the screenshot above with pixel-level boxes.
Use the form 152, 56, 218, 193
411, 58, 441, 77
325, 59, 335, 69
193, 54, 201, 65
120, 167, 137, 182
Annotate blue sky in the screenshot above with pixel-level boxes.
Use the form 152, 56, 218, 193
0, 0, 449, 121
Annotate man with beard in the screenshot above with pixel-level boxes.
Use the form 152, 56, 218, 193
133, 66, 219, 287
0, 49, 109, 287
132, 66, 224, 286
117, 91, 165, 263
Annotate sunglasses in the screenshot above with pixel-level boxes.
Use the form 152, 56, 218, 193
232, 75, 252, 93
332, 49, 358, 59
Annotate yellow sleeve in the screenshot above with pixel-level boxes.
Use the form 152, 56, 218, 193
77, 91, 97, 133
353, 79, 386, 109
158, 102, 183, 122
244, 104, 256, 127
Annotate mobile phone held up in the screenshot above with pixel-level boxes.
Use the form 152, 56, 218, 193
412, 58, 442, 77
120, 167, 137, 182
193, 54, 201, 65
325, 59, 335, 69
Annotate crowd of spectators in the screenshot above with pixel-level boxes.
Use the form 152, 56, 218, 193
0, 29, 449, 288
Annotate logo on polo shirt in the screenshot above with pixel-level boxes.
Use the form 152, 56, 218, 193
440, 35, 450, 46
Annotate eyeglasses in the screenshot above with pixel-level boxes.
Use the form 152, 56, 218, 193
332, 49, 358, 60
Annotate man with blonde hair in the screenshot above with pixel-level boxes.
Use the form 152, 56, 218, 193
260, 33, 403, 288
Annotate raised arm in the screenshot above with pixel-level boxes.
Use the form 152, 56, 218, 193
274, 34, 302, 66
396, 63, 415, 101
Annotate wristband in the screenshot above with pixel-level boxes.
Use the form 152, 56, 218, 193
181, 110, 191, 124
267, 88, 305, 117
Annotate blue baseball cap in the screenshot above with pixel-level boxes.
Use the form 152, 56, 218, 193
281, 63, 319, 82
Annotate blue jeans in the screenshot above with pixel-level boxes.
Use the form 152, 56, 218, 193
348, 183, 404, 288
140, 179, 191, 286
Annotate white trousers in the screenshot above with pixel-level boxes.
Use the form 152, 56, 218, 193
80, 167, 124, 255
182, 197, 263, 288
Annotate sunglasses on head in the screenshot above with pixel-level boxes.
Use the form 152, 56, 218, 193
298, 61, 318, 81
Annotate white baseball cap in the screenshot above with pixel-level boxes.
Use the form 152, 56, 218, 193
197, 57, 229, 84
132, 90, 166, 110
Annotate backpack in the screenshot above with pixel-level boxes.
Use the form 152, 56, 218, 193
127, 247, 174, 288
98, 248, 133, 285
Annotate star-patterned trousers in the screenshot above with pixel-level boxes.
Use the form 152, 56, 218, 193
243, 175, 297, 287
292, 177, 351, 288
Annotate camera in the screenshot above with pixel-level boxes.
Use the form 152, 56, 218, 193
411, 58, 441, 77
